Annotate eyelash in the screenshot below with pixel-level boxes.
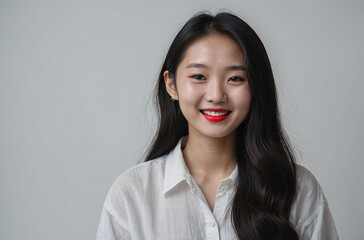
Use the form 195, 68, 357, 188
191, 74, 245, 82
192, 74, 206, 80
229, 76, 245, 82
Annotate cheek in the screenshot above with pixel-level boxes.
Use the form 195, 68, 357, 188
231, 88, 252, 111
177, 83, 203, 114
177, 81, 202, 103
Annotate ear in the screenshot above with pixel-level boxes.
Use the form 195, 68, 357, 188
163, 70, 179, 100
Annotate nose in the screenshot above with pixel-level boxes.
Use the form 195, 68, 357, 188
205, 79, 228, 103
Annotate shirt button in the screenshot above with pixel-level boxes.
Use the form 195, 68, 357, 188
209, 221, 216, 227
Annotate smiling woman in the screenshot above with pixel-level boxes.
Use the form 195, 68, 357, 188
96, 11, 338, 240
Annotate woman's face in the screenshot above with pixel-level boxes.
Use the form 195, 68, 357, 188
164, 34, 252, 139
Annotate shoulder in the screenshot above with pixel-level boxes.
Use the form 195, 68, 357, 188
110, 156, 167, 197
291, 164, 338, 239
97, 156, 168, 238
97, 157, 169, 239
295, 164, 325, 204
101, 156, 167, 219
292, 164, 327, 221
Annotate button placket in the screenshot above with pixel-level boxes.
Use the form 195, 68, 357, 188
195, 190, 220, 240
206, 218, 219, 240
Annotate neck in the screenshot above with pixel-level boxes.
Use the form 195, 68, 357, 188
182, 131, 237, 181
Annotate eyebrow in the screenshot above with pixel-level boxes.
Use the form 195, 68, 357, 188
186, 63, 246, 71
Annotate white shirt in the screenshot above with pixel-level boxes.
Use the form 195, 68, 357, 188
97, 137, 338, 240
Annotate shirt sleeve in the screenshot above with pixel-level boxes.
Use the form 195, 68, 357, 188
292, 165, 339, 240
298, 200, 338, 240
96, 203, 131, 240
96, 185, 131, 240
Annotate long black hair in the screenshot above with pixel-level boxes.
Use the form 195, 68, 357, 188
145, 11, 298, 239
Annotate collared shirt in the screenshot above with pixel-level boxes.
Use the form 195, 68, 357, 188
96, 137, 338, 240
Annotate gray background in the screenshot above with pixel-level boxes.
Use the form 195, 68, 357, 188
1, 0, 363, 239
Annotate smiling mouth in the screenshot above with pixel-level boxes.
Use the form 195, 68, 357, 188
199, 109, 231, 122
200, 110, 231, 116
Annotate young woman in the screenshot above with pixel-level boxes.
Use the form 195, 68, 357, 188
97, 12, 338, 240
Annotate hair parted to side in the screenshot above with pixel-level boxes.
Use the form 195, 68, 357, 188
145, 11, 298, 239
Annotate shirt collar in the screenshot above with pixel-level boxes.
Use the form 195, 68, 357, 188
163, 136, 238, 195
163, 137, 190, 194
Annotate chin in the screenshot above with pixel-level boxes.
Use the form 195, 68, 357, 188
200, 128, 236, 139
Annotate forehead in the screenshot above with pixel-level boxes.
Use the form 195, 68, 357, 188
180, 34, 245, 67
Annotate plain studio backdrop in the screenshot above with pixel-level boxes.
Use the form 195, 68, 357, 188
0, 0, 363, 239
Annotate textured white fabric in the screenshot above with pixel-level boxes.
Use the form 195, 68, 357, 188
97, 137, 338, 240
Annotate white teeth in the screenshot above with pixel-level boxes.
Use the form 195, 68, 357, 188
202, 110, 229, 116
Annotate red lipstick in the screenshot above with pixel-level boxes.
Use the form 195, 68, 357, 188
200, 108, 231, 122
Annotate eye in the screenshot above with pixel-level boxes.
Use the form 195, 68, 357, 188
191, 74, 206, 80
228, 76, 245, 82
